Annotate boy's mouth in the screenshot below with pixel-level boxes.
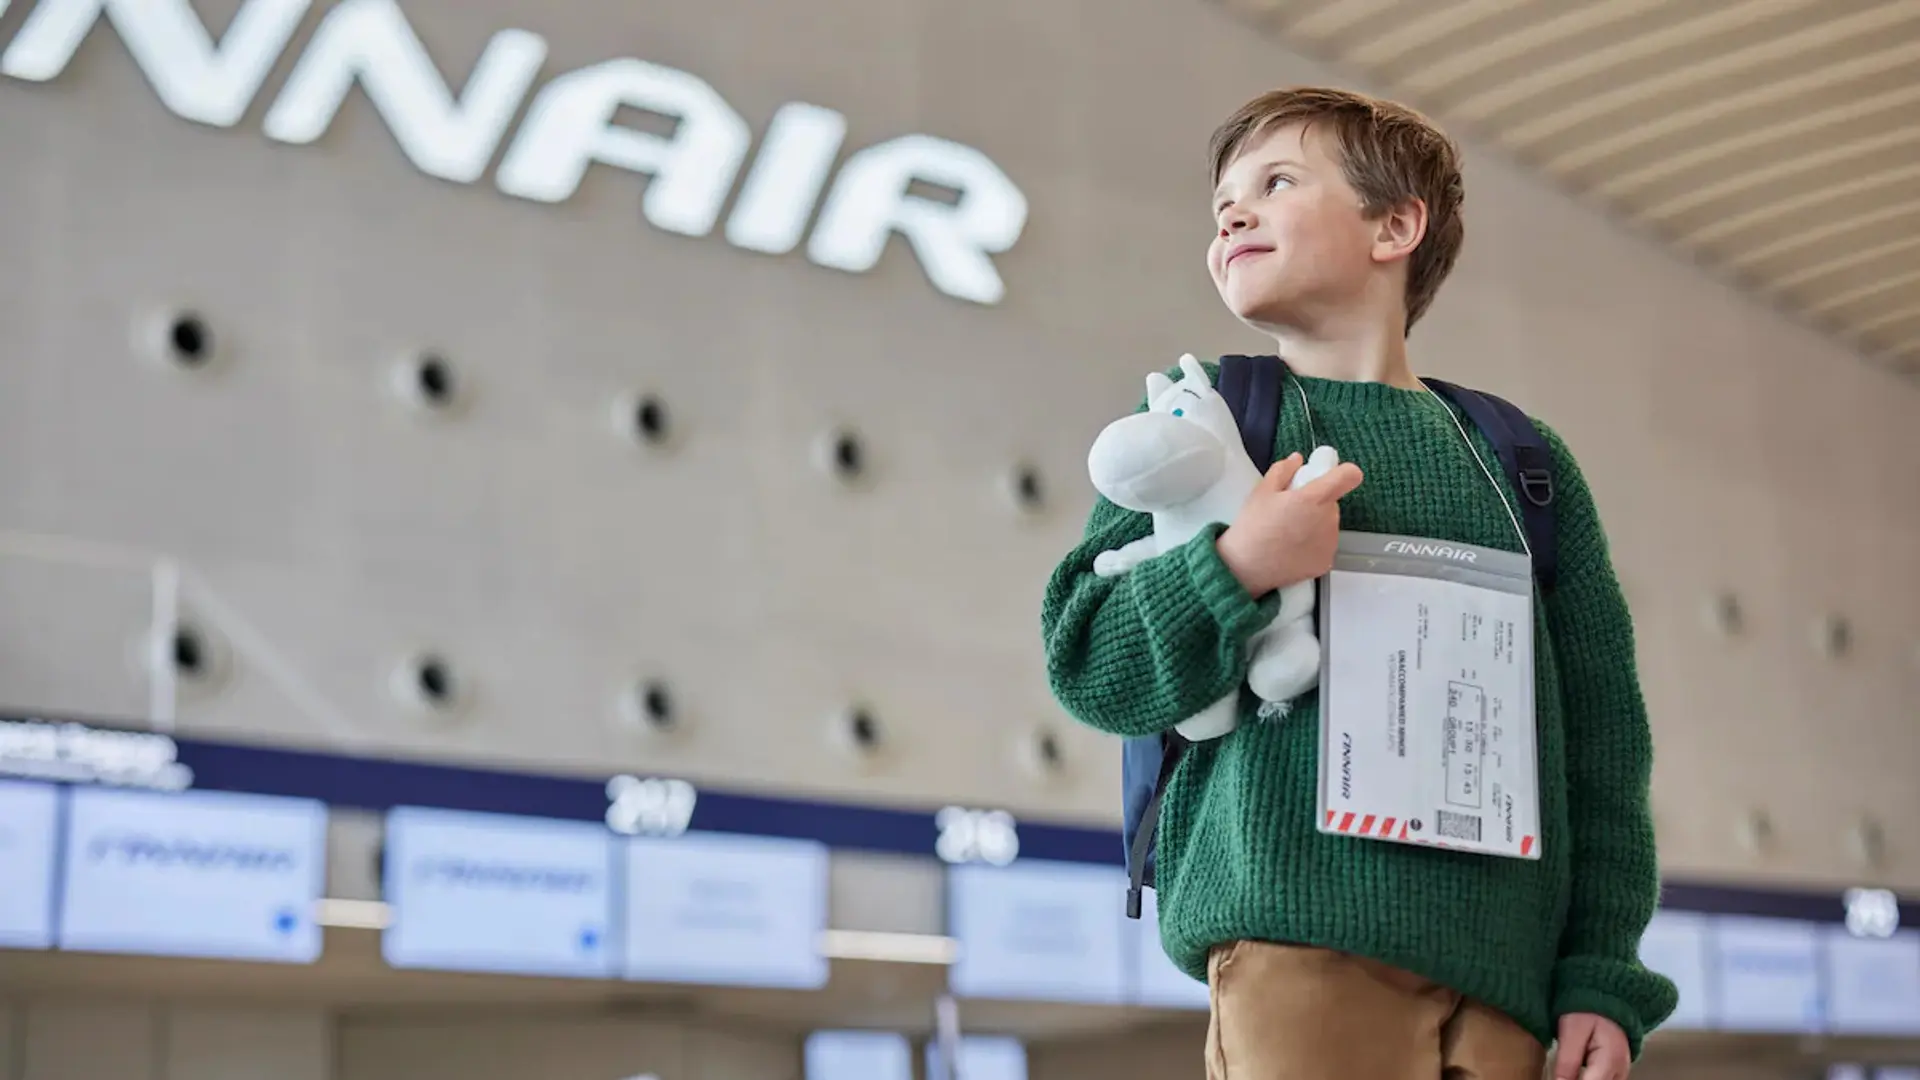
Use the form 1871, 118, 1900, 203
1225, 243, 1274, 269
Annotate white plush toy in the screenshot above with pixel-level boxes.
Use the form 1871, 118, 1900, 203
1086, 354, 1340, 740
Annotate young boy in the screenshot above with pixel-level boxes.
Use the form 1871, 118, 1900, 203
1040, 87, 1676, 1080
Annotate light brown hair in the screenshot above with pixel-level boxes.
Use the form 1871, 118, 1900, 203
1208, 87, 1464, 331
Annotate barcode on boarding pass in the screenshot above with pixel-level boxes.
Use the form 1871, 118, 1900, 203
1436, 810, 1482, 842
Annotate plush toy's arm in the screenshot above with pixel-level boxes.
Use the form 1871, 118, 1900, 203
1538, 424, 1676, 1059
1092, 534, 1163, 577
1042, 496, 1281, 739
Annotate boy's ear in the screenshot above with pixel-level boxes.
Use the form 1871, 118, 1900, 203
1371, 197, 1429, 266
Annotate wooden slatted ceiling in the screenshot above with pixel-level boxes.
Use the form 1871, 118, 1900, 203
1218, 0, 1920, 375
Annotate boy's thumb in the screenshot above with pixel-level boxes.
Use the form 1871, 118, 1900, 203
1262, 453, 1303, 491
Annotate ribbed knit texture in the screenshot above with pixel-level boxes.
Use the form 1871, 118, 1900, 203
1042, 363, 1678, 1056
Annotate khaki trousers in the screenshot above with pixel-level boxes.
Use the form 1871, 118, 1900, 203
1205, 940, 1547, 1080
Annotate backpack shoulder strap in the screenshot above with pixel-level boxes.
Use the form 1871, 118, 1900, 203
1217, 354, 1284, 470
1122, 354, 1284, 920
1421, 378, 1559, 593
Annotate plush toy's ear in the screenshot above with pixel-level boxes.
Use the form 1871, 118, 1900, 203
1177, 353, 1210, 387
1144, 371, 1173, 402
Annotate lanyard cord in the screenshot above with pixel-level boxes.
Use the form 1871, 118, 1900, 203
1281, 366, 1531, 556
1416, 382, 1532, 557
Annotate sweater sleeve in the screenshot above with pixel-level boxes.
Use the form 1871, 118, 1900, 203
1040, 476, 1281, 740
1537, 424, 1679, 1058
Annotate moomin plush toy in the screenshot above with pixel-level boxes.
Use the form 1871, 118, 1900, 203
1086, 354, 1340, 740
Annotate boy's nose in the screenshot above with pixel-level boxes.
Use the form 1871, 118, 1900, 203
1218, 210, 1255, 235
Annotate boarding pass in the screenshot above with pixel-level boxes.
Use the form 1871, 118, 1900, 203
1315, 531, 1541, 860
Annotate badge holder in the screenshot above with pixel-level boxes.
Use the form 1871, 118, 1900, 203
1314, 531, 1541, 860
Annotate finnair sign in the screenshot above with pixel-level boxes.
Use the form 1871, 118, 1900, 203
0, 0, 1030, 304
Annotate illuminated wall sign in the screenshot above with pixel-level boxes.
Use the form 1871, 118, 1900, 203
946, 860, 1127, 1005
0, 780, 60, 949
622, 831, 829, 989
0, 0, 1030, 305
382, 805, 617, 978
1845, 886, 1902, 939
934, 806, 1019, 866
604, 775, 697, 838
57, 786, 327, 963
0, 717, 192, 790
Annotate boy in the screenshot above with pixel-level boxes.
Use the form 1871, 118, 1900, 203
1040, 87, 1676, 1080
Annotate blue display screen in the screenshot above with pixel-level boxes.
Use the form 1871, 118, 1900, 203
1825, 929, 1920, 1036
56, 786, 327, 963
0, 780, 59, 949
1128, 887, 1209, 1010
1711, 916, 1823, 1033
946, 859, 1127, 1005
621, 832, 829, 989
382, 805, 618, 978
805, 1030, 912, 1080
927, 1035, 1027, 1080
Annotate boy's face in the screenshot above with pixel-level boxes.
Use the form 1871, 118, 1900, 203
1207, 122, 1385, 330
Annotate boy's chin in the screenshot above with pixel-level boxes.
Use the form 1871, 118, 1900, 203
1219, 289, 1295, 330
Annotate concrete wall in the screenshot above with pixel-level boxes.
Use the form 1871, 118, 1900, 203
0, 0, 1911, 896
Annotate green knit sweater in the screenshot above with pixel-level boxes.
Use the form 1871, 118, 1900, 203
1042, 364, 1678, 1055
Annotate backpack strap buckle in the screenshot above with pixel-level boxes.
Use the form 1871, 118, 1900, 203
1518, 466, 1553, 507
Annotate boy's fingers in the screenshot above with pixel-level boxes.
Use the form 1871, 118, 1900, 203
1302, 462, 1364, 502
1553, 1015, 1595, 1080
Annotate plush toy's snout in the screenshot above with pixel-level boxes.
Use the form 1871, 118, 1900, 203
1087, 412, 1226, 513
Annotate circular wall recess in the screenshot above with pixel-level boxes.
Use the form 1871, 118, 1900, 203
151, 617, 231, 696
611, 391, 676, 450
389, 350, 463, 415
1848, 817, 1888, 869
617, 677, 681, 736
1702, 591, 1744, 638
1736, 808, 1776, 855
829, 703, 885, 760
1812, 613, 1854, 660
391, 651, 465, 717
1004, 462, 1046, 515
813, 427, 871, 487
1014, 725, 1068, 780
137, 307, 219, 371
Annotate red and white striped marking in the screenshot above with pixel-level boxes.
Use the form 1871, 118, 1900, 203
1325, 809, 1536, 856
1325, 809, 1407, 841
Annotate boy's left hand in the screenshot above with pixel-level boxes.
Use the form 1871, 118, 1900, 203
1553, 1012, 1629, 1080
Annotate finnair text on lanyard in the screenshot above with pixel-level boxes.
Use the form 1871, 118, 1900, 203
1315, 532, 1541, 860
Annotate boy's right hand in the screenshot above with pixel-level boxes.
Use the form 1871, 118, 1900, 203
1215, 452, 1365, 597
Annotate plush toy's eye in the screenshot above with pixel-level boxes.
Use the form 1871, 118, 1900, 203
1172, 408, 1184, 417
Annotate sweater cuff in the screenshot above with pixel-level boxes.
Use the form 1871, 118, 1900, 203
1552, 956, 1677, 1060
1180, 522, 1281, 642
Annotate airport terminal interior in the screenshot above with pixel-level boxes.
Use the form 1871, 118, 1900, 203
0, 0, 1916, 1077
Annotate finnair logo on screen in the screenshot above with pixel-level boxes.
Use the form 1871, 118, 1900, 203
86, 832, 300, 873
0, 0, 1031, 305
411, 856, 598, 894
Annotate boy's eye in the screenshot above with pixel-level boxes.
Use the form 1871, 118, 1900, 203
1266, 174, 1293, 193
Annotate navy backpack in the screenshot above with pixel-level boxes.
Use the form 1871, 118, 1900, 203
1121, 354, 1560, 919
